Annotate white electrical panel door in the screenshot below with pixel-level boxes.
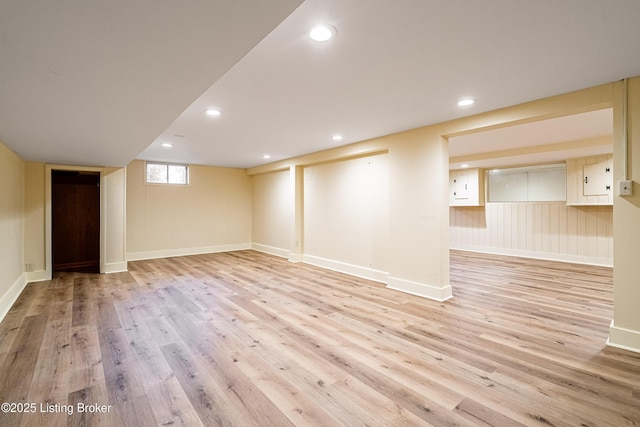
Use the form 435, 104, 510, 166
453, 174, 469, 200
583, 160, 612, 196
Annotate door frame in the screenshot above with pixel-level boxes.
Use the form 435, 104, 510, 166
45, 164, 106, 278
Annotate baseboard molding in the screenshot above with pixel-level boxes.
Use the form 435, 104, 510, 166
288, 253, 303, 263
251, 243, 289, 259
607, 321, 640, 354
450, 245, 613, 267
25, 270, 50, 283
0, 273, 28, 323
104, 262, 128, 274
386, 276, 453, 302
302, 254, 388, 283
127, 243, 252, 261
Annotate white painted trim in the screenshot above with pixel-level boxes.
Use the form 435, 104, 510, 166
0, 273, 27, 323
251, 243, 289, 259
127, 243, 252, 261
24, 270, 49, 283
450, 245, 613, 267
302, 254, 388, 283
104, 262, 128, 274
386, 276, 453, 302
607, 320, 640, 354
288, 253, 303, 263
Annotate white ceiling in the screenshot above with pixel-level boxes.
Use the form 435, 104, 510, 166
2, 1, 640, 169
0, 0, 303, 166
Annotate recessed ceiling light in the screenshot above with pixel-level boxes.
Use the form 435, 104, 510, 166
461, 164, 469, 168
161, 143, 173, 148
262, 154, 271, 159
204, 108, 221, 117
310, 24, 336, 42
457, 97, 477, 107
332, 135, 343, 141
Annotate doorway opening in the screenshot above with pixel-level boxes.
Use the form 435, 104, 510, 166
52, 170, 101, 273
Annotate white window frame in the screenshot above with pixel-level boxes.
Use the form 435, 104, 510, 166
488, 163, 566, 202
145, 162, 189, 185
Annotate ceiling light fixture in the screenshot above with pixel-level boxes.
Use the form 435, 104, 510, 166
310, 24, 336, 42
161, 143, 173, 148
457, 97, 477, 107
262, 154, 271, 159
332, 134, 343, 141
204, 108, 221, 117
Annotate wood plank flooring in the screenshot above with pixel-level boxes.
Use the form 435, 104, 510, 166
1, 250, 639, 426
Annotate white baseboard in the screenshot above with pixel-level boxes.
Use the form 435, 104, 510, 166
607, 321, 640, 354
127, 243, 252, 261
450, 245, 613, 267
0, 273, 28, 323
251, 243, 290, 259
104, 262, 128, 274
386, 276, 453, 302
25, 270, 50, 283
302, 254, 388, 283
288, 253, 303, 263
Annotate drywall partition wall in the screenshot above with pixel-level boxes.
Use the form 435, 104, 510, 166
126, 160, 252, 260
303, 154, 389, 282
450, 203, 613, 265
247, 81, 619, 304
251, 169, 291, 258
610, 77, 640, 353
0, 142, 25, 321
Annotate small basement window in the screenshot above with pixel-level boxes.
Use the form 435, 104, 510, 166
145, 162, 189, 185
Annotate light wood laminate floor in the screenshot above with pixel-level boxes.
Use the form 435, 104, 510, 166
0, 250, 638, 426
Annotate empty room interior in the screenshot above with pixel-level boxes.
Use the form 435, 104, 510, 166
2, 1, 640, 426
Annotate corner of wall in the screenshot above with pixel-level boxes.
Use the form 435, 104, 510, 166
607, 320, 640, 354
251, 242, 290, 259
386, 276, 453, 302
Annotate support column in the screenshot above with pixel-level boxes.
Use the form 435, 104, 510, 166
386, 129, 452, 301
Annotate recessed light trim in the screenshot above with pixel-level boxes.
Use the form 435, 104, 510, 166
457, 97, 477, 107
332, 134, 343, 141
310, 24, 336, 42
461, 164, 469, 168
161, 143, 173, 148
204, 108, 221, 117
262, 154, 271, 160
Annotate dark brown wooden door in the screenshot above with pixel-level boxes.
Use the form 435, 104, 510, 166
52, 170, 100, 273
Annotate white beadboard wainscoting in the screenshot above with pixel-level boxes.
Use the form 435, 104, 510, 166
450, 202, 613, 266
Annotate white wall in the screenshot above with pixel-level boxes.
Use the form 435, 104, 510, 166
251, 169, 291, 257
104, 167, 127, 272
610, 77, 640, 352
450, 203, 613, 265
0, 142, 25, 320
24, 162, 45, 276
126, 160, 252, 260
303, 154, 389, 281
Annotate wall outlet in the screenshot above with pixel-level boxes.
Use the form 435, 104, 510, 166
619, 180, 634, 197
